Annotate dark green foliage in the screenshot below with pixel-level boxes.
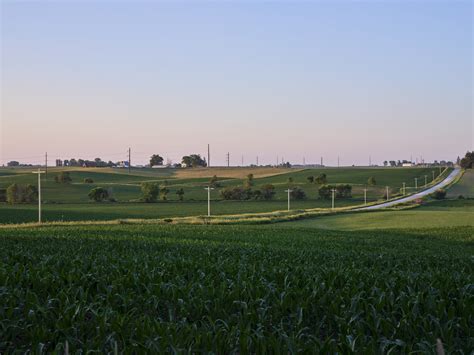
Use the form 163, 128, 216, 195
290, 186, 306, 200
306, 176, 314, 183
55, 172, 72, 184
0, 188, 6, 202
182, 154, 207, 167
176, 188, 185, 201
160, 186, 170, 201
367, 176, 377, 186
431, 189, 447, 200
88, 187, 109, 202
209, 175, 220, 188
6, 183, 37, 204
260, 184, 276, 200
150, 154, 164, 167
460, 151, 473, 169
318, 184, 352, 199
287, 177, 293, 185
84, 178, 94, 184
335, 184, 352, 198
315, 173, 327, 185
220, 186, 252, 200
243, 174, 254, 189
141, 183, 160, 203
0, 225, 471, 352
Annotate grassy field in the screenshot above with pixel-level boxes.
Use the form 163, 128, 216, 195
279, 199, 474, 230
447, 169, 474, 198
1, 224, 472, 352
0, 166, 448, 224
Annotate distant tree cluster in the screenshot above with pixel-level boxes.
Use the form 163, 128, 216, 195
150, 154, 164, 167
460, 151, 473, 169
220, 179, 277, 201
140, 182, 169, 202
182, 154, 207, 168
64, 158, 115, 167
6, 184, 37, 204
88, 187, 110, 202
6, 161, 33, 167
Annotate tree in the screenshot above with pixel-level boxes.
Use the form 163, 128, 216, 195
244, 174, 254, 189
460, 151, 474, 169
88, 187, 109, 202
181, 154, 207, 168
431, 189, 447, 200
84, 178, 94, 184
55, 172, 72, 184
141, 182, 160, 203
383, 161, 388, 167
260, 184, 276, 200
176, 188, 185, 201
367, 176, 377, 186
335, 184, 352, 198
220, 187, 252, 200
6, 184, 21, 204
7, 161, 19, 167
23, 185, 38, 202
160, 186, 170, 201
287, 177, 294, 186
290, 187, 306, 200
315, 173, 327, 185
389, 161, 396, 167
150, 154, 164, 167
307, 176, 315, 183
318, 185, 332, 199
209, 175, 220, 188
6, 183, 37, 203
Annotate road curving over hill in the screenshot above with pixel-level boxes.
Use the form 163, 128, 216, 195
356, 168, 462, 211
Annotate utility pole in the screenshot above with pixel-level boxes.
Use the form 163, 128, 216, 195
415, 177, 418, 189
303, 157, 306, 166
207, 144, 210, 168
369, 155, 371, 167
128, 148, 131, 174
284, 188, 293, 211
241, 155, 244, 167
386, 186, 389, 201
277, 155, 279, 167
226, 152, 230, 167
321, 156, 323, 167
32, 169, 45, 223
331, 189, 336, 210
403, 182, 406, 196
256, 156, 259, 166
337, 156, 340, 168
364, 188, 367, 205
45, 152, 48, 176
204, 186, 214, 217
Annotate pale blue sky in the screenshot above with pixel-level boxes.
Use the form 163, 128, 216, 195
1, 0, 472, 166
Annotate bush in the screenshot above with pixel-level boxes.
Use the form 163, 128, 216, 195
88, 187, 109, 202
260, 184, 276, 200
307, 176, 315, 183
315, 174, 327, 185
431, 189, 447, 200
84, 178, 94, 184
6, 184, 37, 204
0, 188, 6, 202
367, 177, 376, 186
290, 187, 306, 200
209, 175, 220, 188
141, 183, 160, 203
160, 186, 170, 201
55, 172, 72, 184
319, 184, 352, 199
176, 188, 185, 201
220, 187, 252, 200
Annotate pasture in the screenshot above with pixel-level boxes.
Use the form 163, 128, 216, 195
0, 166, 448, 224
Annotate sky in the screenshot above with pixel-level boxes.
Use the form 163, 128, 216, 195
1, 0, 472, 166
